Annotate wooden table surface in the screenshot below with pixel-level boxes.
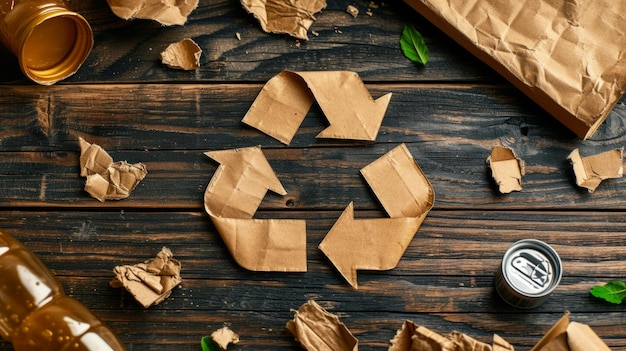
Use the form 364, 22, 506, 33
2, 0, 626, 350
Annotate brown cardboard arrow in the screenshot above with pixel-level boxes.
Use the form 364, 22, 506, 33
319, 144, 434, 288
242, 71, 392, 145
203, 146, 307, 271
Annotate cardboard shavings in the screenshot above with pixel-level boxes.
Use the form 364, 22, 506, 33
486, 146, 525, 194
203, 146, 307, 272
79, 137, 147, 202
110, 247, 182, 308
286, 300, 358, 351
530, 312, 611, 351
389, 320, 514, 351
212, 327, 239, 349
242, 70, 391, 145
160, 38, 202, 70
567, 148, 623, 192
403, 0, 626, 139
319, 144, 434, 288
240, 0, 327, 40
106, 0, 198, 25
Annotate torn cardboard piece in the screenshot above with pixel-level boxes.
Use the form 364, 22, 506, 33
160, 38, 202, 70
79, 137, 147, 202
110, 246, 182, 308
203, 146, 307, 272
487, 146, 525, 194
567, 148, 623, 192
242, 70, 392, 145
287, 300, 358, 351
403, 0, 626, 139
208, 327, 239, 350
106, 0, 198, 25
240, 0, 327, 40
319, 144, 434, 288
389, 320, 514, 351
530, 312, 610, 351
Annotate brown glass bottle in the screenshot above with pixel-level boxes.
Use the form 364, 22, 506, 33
0, 0, 93, 85
0, 230, 127, 351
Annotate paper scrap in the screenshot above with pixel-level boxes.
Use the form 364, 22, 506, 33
567, 148, 623, 192
203, 146, 306, 272
202, 327, 239, 350
110, 247, 182, 308
79, 137, 147, 202
389, 320, 514, 351
530, 312, 610, 351
160, 38, 202, 70
319, 144, 434, 288
242, 70, 392, 145
106, 0, 198, 25
403, 0, 626, 139
286, 300, 358, 351
486, 147, 525, 194
240, 0, 327, 40
346, 5, 359, 17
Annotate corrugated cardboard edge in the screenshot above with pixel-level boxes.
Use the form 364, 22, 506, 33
402, 0, 619, 139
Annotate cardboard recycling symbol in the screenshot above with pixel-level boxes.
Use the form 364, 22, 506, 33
204, 144, 434, 287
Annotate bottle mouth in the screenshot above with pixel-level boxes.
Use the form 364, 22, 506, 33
20, 11, 93, 85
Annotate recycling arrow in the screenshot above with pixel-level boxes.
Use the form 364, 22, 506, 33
204, 146, 307, 271
242, 70, 392, 145
319, 144, 434, 288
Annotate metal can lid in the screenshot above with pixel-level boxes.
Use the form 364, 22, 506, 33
501, 239, 562, 297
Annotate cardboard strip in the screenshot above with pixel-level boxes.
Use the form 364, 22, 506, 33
319, 144, 434, 288
242, 71, 392, 145
403, 0, 626, 139
203, 146, 307, 272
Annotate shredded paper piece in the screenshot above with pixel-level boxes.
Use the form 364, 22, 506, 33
203, 146, 307, 272
319, 144, 434, 288
287, 300, 358, 351
240, 0, 327, 40
486, 146, 525, 194
211, 327, 240, 350
106, 0, 198, 25
567, 148, 623, 192
110, 247, 182, 308
160, 38, 202, 70
404, 0, 626, 139
79, 137, 147, 202
242, 70, 392, 145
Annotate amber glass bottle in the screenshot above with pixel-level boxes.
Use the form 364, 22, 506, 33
0, 0, 93, 85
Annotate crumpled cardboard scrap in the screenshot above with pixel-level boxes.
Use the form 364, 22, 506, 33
160, 38, 202, 70
286, 300, 358, 351
106, 0, 198, 25
203, 146, 307, 272
242, 70, 392, 145
530, 312, 611, 351
567, 148, 623, 192
319, 143, 434, 288
486, 146, 525, 194
110, 246, 181, 308
240, 0, 327, 40
79, 137, 147, 202
403, 0, 626, 139
203, 327, 239, 350
389, 320, 514, 351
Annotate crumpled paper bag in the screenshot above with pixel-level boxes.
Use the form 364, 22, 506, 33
110, 246, 182, 308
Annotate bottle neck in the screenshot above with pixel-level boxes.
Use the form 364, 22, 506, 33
0, 1, 93, 85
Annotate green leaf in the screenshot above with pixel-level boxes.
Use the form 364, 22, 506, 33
201, 336, 223, 351
400, 25, 429, 65
590, 280, 626, 304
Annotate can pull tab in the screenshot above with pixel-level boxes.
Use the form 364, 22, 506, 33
512, 251, 550, 288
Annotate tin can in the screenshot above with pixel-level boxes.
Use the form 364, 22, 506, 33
495, 239, 562, 309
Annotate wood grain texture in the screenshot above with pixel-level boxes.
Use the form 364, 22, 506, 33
1, 0, 626, 350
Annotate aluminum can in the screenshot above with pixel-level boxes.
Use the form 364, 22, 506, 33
495, 239, 562, 309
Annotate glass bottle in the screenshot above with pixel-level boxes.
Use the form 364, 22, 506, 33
0, 0, 93, 85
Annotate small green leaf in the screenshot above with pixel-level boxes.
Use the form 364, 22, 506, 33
590, 280, 626, 304
201, 336, 223, 351
400, 25, 429, 65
